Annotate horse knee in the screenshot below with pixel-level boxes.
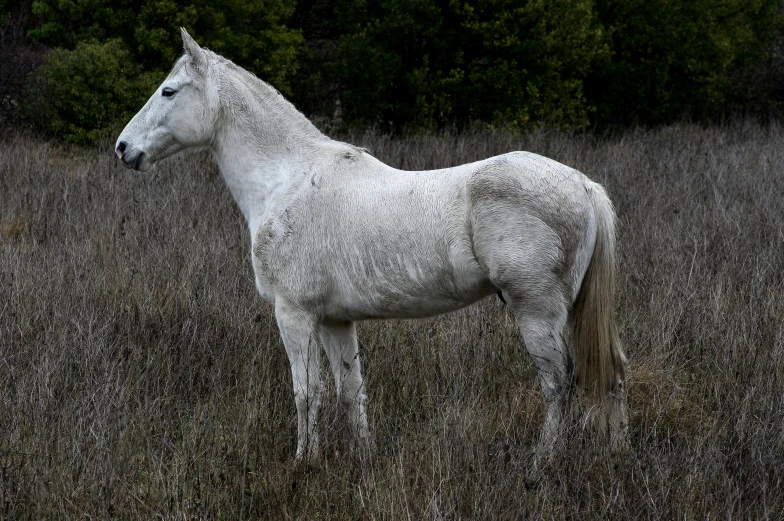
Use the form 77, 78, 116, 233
340, 369, 364, 396
293, 383, 323, 413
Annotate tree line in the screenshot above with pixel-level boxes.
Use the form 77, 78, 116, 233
1, 0, 782, 144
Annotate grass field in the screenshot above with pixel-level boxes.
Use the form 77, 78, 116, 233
1, 122, 783, 519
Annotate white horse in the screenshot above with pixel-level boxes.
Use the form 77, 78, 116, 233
116, 29, 629, 463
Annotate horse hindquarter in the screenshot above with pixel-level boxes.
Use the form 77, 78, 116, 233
467, 153, 626, 453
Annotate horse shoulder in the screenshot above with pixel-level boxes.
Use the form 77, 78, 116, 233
251, 168, 346, 308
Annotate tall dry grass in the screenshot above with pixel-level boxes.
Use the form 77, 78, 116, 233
1, 121, 783, 519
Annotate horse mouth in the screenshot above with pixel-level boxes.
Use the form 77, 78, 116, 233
120, 151, 146, 171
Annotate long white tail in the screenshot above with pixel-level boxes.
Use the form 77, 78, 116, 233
573, 183, 627, 406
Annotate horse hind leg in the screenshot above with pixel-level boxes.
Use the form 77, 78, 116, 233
506, 289, 573, 458
607, 372, 630, 452
473, 212, 574, 459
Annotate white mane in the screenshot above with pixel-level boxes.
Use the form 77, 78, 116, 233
203, 50, 327, 143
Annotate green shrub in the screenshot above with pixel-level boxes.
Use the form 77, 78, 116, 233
24, 0, 303, 142
587, 0, 782, 126
293, 0, 607, 131
14, 0, 784, 135
0, 0, 8, 27
29, 0, 302, 94
26, 39, 164, 145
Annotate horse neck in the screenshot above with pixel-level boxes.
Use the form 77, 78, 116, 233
209, 64, 328, 228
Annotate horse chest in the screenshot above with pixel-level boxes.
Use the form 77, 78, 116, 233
251, 213, 332, 306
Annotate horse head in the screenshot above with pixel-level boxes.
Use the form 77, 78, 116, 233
115, 29, 218, 171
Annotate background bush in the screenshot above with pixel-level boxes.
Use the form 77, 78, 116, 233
292, 0, 607, 130
28, 0, 302, 88
587, 0, 783, 126
25, 39, 163, 144
0, 4, 46, 126
1, 0, 783, 140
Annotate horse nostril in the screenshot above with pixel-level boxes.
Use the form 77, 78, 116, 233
116, 141, 127, 154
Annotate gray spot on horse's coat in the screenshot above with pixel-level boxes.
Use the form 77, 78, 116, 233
343, 361, 351, 370
253, 224, 273, 259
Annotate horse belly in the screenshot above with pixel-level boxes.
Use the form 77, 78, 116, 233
324, 245, 496, 321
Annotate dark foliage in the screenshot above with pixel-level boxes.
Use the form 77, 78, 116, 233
0, 6, 45, 125
292, 0, 606, 131
23, 39, 164, 144
27, 0, 302, 87
1, 0, 784, 142
16, 0, 302, 143
587, 0, 783, 126
292, 0, 784, 129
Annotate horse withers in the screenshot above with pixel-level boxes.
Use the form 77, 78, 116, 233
116, 29, 629, 464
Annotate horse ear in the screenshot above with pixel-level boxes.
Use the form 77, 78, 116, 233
181, 27, 206, 71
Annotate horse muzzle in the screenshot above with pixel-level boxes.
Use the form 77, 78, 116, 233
115, 141, 146, 170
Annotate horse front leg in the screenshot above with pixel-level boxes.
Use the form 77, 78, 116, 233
320, 321, 370, 448
275, 299, 323, 464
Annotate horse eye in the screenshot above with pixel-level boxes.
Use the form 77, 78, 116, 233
162, 87, 176, 98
